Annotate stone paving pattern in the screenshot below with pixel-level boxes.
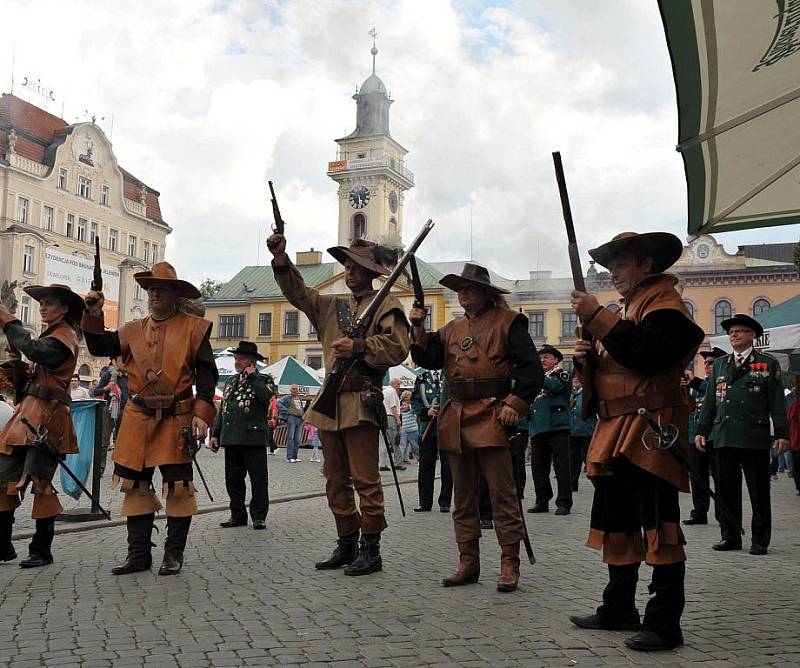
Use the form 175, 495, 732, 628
2, 461, 800, 667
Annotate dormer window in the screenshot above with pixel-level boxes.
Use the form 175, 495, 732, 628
58, 168, 68, 190
78, 176, 92, 199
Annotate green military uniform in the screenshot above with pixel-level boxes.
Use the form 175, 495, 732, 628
412, 370, 452, 512
697, 349, 788, 550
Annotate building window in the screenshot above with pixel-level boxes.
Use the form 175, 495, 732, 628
108, 228, 118, 251
683, 300, 695, 318
23, 245, 35, 273
352, 213, 366, 239
78, 176, 92, 199
258, 313, 272, 337
151, 244, 159, 263
101, 184, 110, 206
753, 298, 771, 316
307, 355, 323, 370
58, 168, 68, 190
128, 234, 137, 257
66, 213, 74, 238
357, 152, 366, 159
143, 240, 150, 262
219, 314, 245, 339
20, 296, 31, 324
526, 311, 545, 339
89, 222, 98, 244
424, 308, 433, 330
77, 217, 87, 242
714, 300, 732, 334
309, 320, 317, 336
16, 197, 29, 224
561, 311, 578, 339
134, 284, 143, 300
284, 311, 299, 336
42, 206, 54, 231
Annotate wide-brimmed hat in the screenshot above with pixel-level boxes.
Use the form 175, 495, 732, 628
589, 232, 683, 274
721, 314, 764, 338
230, 340, 264, 361
23, 284, 85, 321
133, 262, 201, 299
327, 239, 393, 276
439, 263, 510, 294
700, 347, 727, 361
538, 344, 563, 362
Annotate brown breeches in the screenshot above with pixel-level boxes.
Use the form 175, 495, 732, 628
449, 446, 525, 545
320, 426, 387, 536
113, 462, 196, 517
0, 446, 62, 518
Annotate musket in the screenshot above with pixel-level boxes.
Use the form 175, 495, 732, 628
637, 408, 744, 536
315, 219, 435, 419
91, 237, 103, 292
552, 151, 595, 418
268, 180, 285, 235
180, 426, 214, 502
19, 415, 112, 520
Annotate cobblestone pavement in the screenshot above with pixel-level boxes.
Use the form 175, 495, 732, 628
2, 469, 799, 667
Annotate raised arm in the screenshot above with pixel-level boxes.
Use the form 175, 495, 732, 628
0, 318, 71, 369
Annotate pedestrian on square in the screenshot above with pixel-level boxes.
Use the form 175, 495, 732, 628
528, 344, 573, 515
0, 284, 84, 568
210, 341, 275, 531
70, 373, 92, 401
267, 394, 279, 455
82, 262, 218, 576
569, 232, 705, 651
278, 385, 304, 462
787, 376, 800, 495
379, 378, 405, 471
399, 390, 419, 463
308, 424, 322, 463
268, 232, 409, 576
409, 262, 543, 593
568, 370, 596, 492
696, 314, 789, 556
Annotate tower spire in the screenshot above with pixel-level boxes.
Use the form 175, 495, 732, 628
369, 27, 378, 74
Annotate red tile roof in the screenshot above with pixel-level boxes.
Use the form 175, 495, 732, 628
1, 93, 165, 224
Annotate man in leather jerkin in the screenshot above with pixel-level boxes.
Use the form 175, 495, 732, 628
409, 263, 542, 593
83, 262, 218, 576
569, 232, 704, 652
268, 233, 409, 576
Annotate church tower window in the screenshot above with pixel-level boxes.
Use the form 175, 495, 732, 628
353, 214, 366, 240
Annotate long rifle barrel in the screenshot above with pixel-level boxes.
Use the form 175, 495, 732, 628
552, 152, 586, 294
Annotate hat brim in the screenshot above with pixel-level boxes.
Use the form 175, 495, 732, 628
700, 347, 727, 360
720, 316, 764, 338
134, 275, 201, 299
539, 347, 564, 362
439, 274, 510, 294
23, 285, 85, 320
327, 246, 390, 276
589, 232, 683, 274
230, 347, 265, 361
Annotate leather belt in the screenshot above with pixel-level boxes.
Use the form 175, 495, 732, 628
598, 386, 686, 419
340, 372, 384, 393
447, 377, 510, 401
25, 382, 71, 406
130, 390, 193, 418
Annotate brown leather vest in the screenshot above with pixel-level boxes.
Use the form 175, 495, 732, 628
437, 307, 521, 453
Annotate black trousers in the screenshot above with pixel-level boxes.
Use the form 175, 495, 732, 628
715, 447, 770, 547
224, 447, 269, 523
688, 441, 719, 520
569, 435, 590, 491
511, 431, 527, 500
416, 434, 453, 510
531, 429, 572, 509
792, 451, 800, 494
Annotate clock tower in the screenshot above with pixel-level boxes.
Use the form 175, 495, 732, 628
327, 33, 414, 248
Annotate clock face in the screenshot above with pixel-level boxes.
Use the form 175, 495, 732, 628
388, 190, 398, 213
349, 186, 370, 209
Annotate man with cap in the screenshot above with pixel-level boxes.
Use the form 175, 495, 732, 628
528, 344, 573, 515
683, 347, 726, 526
409, 263, 543, 592
210, 341, 275, 530
696, 315, 788, 556
82, 262, 218, 575
267, 234, 409, 576
569, 232, 705, 651
0, 284, 84, 567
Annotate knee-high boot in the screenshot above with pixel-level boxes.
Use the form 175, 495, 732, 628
0, 511, 16, 562
624, 562, 685, 651
159, 516, 191, 575
20, 517, 55, 568
570, 562, 641, 631
112, 514, 155, 575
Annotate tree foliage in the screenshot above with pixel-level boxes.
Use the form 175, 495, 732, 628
199, 278, 225, 300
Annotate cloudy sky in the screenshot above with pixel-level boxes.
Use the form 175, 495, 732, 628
3, 0, 797, 285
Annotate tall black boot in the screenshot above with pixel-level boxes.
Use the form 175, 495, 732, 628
570, 563, 641, 630
0, 511, 16, 562
625, 562, 685, 651
112, 514, 155, 575
315, 531, 359, 570
159, 516, 191, 576
344, 533, 382, 576
20, 517, 55, 568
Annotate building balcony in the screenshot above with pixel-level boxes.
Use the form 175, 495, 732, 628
327, 157, 414, 185
7, 153, 48, 177
123, 197, 147, 217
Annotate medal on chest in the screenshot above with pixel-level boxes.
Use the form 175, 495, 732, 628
715, 377, 727, 400
748, 362, 768, 379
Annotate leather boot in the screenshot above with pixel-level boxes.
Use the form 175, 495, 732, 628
442, 540, 480, 587
344, 533, 382, 576
570, 563, 641, 631
159, 516, 191, 576
112, 514, 155, 575
626, 562, 685, 651
0, 511, 16, 562
315, 531, 359, 570
20, 517, 55, 568
496, 541, 520, 592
